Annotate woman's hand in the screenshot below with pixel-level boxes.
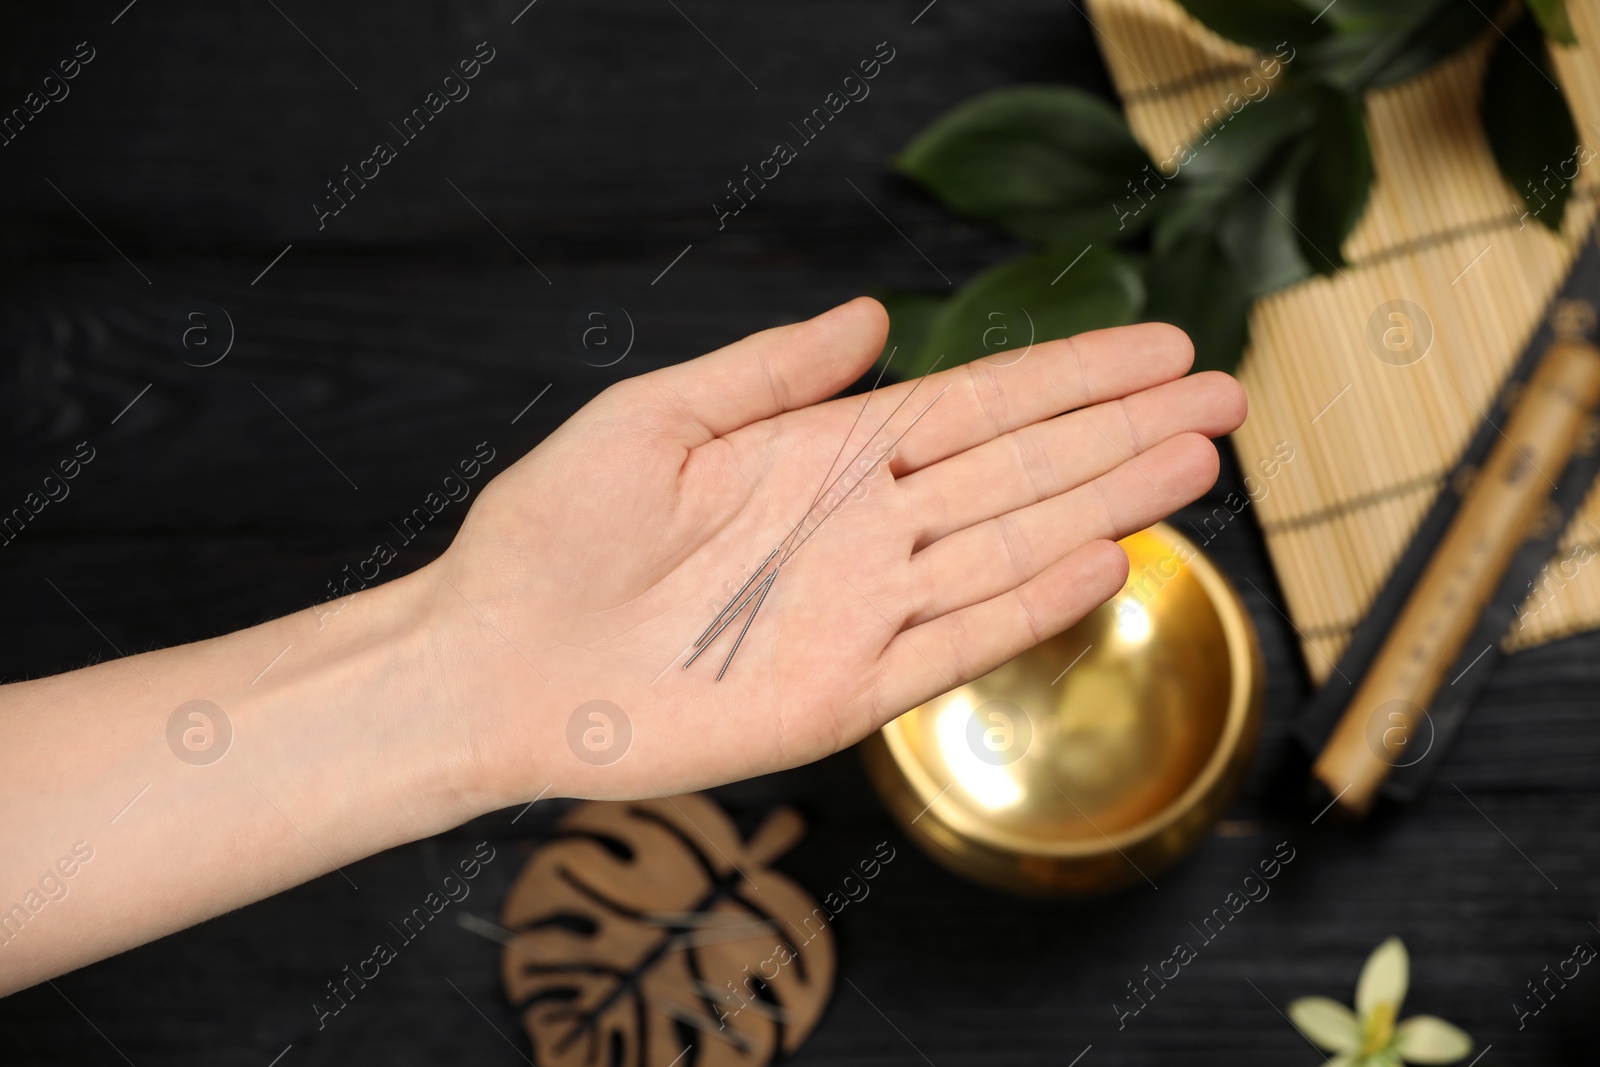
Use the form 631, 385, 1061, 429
0, 296, 1242, 993
423, 297, 1245, 806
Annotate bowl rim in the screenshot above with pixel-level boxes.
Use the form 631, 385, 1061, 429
878, 521, 1261, 858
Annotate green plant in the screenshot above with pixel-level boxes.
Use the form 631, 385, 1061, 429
883, 0, 1579, 375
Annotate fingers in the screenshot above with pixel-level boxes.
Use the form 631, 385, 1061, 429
874, 539, 1129, 721
897, 371, 1245, 548
844, 323, 1194, 477
640, 297, 888, 446
904, 433, 1220, 625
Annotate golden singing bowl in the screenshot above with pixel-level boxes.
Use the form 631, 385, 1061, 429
861, 522, 1264, 895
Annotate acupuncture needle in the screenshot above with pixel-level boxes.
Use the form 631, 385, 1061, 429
790, 354, 944, 539
692, 350, 930, 651
682, 570, 772, 668
710, 385, 951, 680
745, 348, 924, 571
790, 346, 902, 534
695, 378, 948, 673
778, 383, 950, 565
692, 547, 779, 649
697, 383, 952, 680
715, 571, 777, 681
688, 356, 948, 678
688, 361, 892, 649
755, 352, 944, 571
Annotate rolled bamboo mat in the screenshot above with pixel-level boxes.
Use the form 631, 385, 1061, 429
1083, 0, 1600, 680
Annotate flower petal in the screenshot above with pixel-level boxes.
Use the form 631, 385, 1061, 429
1394, 1015, 1473, 1064
1357, 937, 1409, 1014
1288, 996, 1361, 1053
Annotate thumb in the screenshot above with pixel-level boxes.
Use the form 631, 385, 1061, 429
645, 296, 889, 444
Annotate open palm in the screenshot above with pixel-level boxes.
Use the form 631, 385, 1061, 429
430, 298, 1245, 804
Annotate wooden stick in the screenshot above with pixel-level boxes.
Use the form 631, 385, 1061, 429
1312, 339, 1600, 817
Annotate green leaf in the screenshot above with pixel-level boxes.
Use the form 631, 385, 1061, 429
874, 291, 945, 372
1393, 1015, 1473, 1064
1481, 7, 1579, 231
1177, 88, 1317, 188
1287, 996, 1362, 1053
1155, 85, 1331, 300
1215, 137, 1318, 296
1356, 937, 1410, 1016
1306, 0, 1486, 90
894, 86, 1160, 246
1153, 87, 1316, 259
1293, 83, 1373, 271
912, 246, 1143, 373
1170, 0, 1329, 55
1142, 229, 1252, 373
1527, 0, 1577, 46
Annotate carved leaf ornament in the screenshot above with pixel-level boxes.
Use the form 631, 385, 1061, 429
500, 795, 836, 1067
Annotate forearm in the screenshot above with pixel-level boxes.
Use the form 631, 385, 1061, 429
0, 564, 482, 994
0, 303, 1238, 996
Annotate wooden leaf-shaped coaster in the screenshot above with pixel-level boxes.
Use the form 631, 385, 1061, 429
500, 794, 836, 1067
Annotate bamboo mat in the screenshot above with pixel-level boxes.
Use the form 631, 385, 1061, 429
1083, 0, 1600, 680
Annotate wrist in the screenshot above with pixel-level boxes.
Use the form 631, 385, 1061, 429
404, 542, 590, 813
245, 563, 495, 849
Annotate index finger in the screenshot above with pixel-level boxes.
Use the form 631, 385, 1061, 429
821, 322, 1196, 476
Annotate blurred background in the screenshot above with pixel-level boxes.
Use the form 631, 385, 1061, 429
1, 2, 1597, 1064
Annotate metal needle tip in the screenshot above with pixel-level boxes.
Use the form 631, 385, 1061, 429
684, 571, 767, 669
693, 547, 779, 649
716, 570, 777, 682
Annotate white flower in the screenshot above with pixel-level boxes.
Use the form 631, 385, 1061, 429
1288, 937, 1473, 1066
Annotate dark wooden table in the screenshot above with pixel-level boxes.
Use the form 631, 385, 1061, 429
2, 3, 1596, 1064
